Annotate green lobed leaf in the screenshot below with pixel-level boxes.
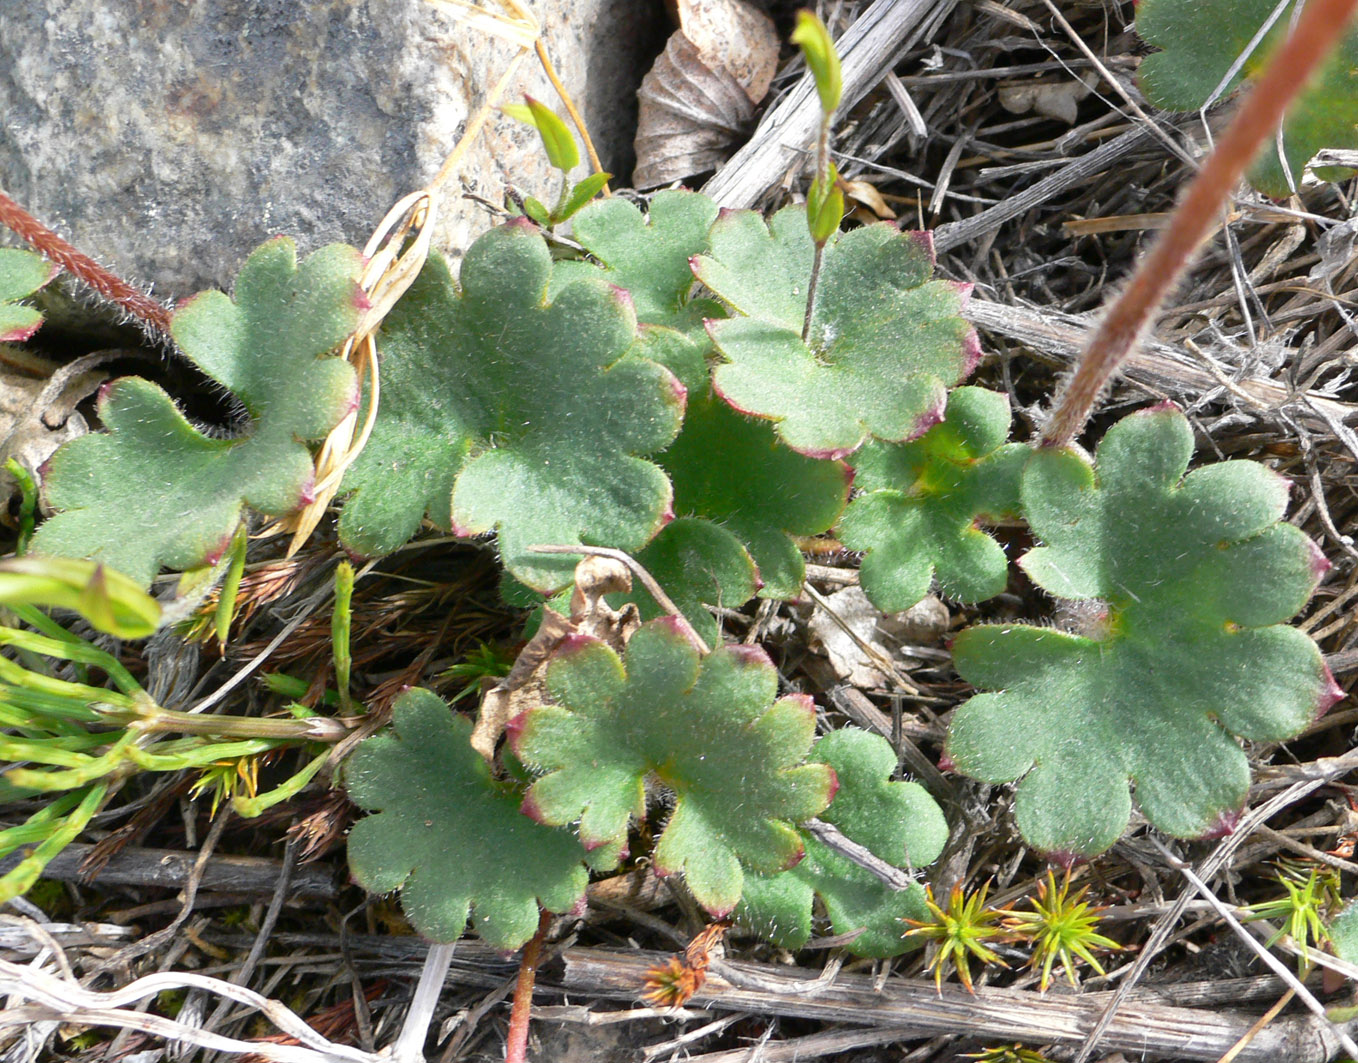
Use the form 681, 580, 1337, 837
694, 206, 979, 459
948, 405, 1339, 858
549, 193, 849, 610
660, 388, 851, 600
337, 224, 685, 590
550, 189, 723, 337
512, 617, 837, 915
336, 254, 476, 555
1137, 0, 1358, 196
606, 516, 759, 648
737, 728, 947, 957
840, 386, 1026, 612
35, 238, 362, 585
344, 687, 589, 948
0, 248, 57, 342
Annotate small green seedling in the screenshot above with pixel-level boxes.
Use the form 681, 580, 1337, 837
964, 1047, 1053, 1063
902, 881, 1011, 992
1242, 861, 1342, 964
1003, 871, 1121, 990
440, 642, 516, 704
502, 95, 610, 225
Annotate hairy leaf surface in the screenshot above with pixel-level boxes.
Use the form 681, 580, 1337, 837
948, 406, 1339, 857
693, 207, 977, 458
0, 248, 57, 342
512, 617, 836, 914
738, 729, 947, 957
550, 189, 722, 336
339, 224, 685, 589
555, 194, 849, 607
608, 516, 759, 647
345, 688, 588, 948
661, 389, 850, 600
841, 387, 1025, 612
35, 239, 362, 585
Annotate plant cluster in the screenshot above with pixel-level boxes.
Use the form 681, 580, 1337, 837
0, 559, 339, 900
0, 1, 1349, 1008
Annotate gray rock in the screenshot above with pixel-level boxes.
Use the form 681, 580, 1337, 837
0, 0, 665, 300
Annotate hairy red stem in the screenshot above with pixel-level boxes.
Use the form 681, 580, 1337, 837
504, 909, 551, 1063
1041, 0, 1358, 448
0, 190, 173, 338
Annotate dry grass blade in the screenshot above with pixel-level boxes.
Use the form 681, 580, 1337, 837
279, 190, 436, 554
424, 0, 538, 49
1149, 836, 1358, 1060
0, 959, 377, 1063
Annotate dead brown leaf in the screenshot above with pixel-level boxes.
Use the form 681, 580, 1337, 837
0, 345, 106, 509
676, 0, 779, 104
997, 75, 1094, 126
634, 0, 778, 189
471, 555, 639, 760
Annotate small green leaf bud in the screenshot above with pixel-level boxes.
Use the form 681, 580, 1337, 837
792, 10, 842, 117
806, 162, 845, 245
502, 95, 580, 173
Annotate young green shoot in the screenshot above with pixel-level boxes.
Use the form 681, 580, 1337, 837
439, 641, 516, 704
1241, 861, 1341, 966
964, 1047, 1053, 1063
1003, 870, 1121, 990
5, 459, 37, 555
0, 557, 161, 639
791, 9, 845, 342
332, 561, 355, 711
902, 881, 1011, 992
501, 95, 608, 225
214, 524, 249, 652
190, 753, 262, 819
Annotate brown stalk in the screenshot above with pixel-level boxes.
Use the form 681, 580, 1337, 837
0, 190, 173, 339
504, 909, 552, 1063
1040, 0, 1358, 448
